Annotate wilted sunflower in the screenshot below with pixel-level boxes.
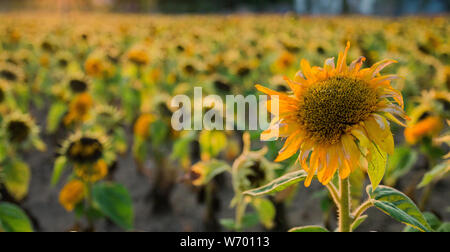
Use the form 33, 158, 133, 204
256, 42, 408, 187
74, 159, 108, 183
404, 90, 449, 144
2, 112, 39, 145
127, 46, 150, 66
63, 92, 93, 126
62, 132, 107, 164
67, 76, 90, 94
0, 62, 24, 83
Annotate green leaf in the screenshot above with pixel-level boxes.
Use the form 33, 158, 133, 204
351, 215, 368, 232
243, 170, 307, 197
220, 213, 259, 231
289, 226, 329, 232
3, 159, 31, 201
0, 202, 33, 232
367, 185, 431, 232
203, 159, 231, 184
418, 163, 449, 188
199, 130, 227, 159
385, 147, 418, 186
46, 102, 67, 133
367, 144, 387, 190
251, 198, 275, 229
437, 223, 450, 232
93, 182, 134, 231
150, 119, 169, 147
51, 156, 67, 186
404, 212, 441, 232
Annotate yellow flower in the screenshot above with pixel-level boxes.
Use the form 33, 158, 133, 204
64, 92, 93, 125
128, 47, 149, 66
189, 162, 207, 186
85, 56, 104, 77
404, 116, 443, 145
256, 42, 408, 187
134, 114, 154, 138
59, 180, 85, 212
75, 159, 108, 182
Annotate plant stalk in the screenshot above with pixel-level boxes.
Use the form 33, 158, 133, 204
338, 177, 351, 232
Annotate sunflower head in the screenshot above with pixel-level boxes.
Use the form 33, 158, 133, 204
63, 132, 106, 164
85, 56, 104, 77
68, 78, 89, 94
0, 63, 24, 83
3, 112, 36, 144
127, 46, 149, 66
233, 133, 280, 192
256, 42, 408, 187
189, 162, 207, 186
134, 113, 154, 139
404, 90, 449, 145
63, 92, 93, 126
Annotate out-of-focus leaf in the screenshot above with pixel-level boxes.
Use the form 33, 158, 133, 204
3, 159, 30, 201
93, 182, 134, 231
418, 162, 449, 188
199, 130, 227, 160
220, 213, 259, 231
150, 119, 169, 147
251, 198, 275, 229
46, 102, 67, 133
385, 146, 418, 186
289, 226, 329, 232
0, 202, 33, 232
51, 156, 67, 186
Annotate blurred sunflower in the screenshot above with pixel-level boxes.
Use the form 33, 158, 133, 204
256, 42, 408, 187
62, 132, 107, 165
404, 90, 449, 145
64, 92, 93, 126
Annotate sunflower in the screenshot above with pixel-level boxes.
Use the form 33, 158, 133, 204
62, 132, 107, 164
75, 159, 108, 182
63, 92, 93, 126
134, 113, 154, 139
256, 42, 408, 187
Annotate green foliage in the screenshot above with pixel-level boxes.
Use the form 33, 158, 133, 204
220, 213, 259, 231
418, 162, 449, 188
251, 198, 276, 229
367, 185, 431, 232
3, 159, 30, 201
51, 156, 68, 186
367, 144, 387, 190
385, 146, 418, 186
243, 170, 308, 197
289, 226, 329, 232
93, 182, 134, 231
0, 202, 33, 232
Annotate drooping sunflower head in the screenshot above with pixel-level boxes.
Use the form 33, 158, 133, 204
63, 92, 94, 126
74, 159, 108, 183
256, 42, 408, 187
93, 105, 124, 130
2, 112, 38, 145
127, 45, 150, 66
233, 133, 280, 192
404, 90, 449, 145
67, 75, 90, 94
62, 132, 107, 165
0, 62, 24, 83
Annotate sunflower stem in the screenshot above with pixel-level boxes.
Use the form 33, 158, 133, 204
338, 177, 351, 232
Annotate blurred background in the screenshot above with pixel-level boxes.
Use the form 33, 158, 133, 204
0, 0, 448, 15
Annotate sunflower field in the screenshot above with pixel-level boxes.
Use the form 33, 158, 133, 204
0, 13, 448, 233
